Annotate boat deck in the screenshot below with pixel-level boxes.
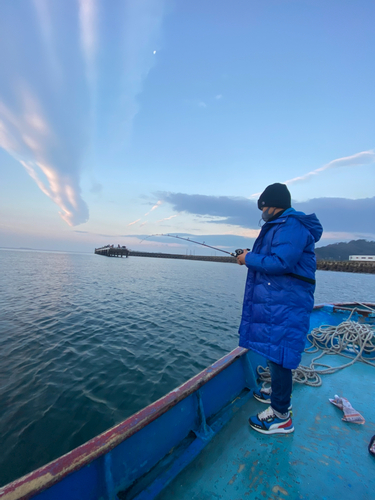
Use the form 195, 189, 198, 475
156, 353, 375, 500
1, 305, 373, 500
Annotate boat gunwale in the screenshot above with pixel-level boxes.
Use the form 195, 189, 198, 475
0, 347, 247, 500
1, 302, 374, 500
327, 302, 375, 316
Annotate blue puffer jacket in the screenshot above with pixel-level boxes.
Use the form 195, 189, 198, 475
238, 208, 323, 369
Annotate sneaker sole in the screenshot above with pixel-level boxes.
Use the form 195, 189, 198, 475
253, 393, 271, 404
249, 423, 295, 435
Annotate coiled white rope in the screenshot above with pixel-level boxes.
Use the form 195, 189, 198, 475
258, 307, 375, 388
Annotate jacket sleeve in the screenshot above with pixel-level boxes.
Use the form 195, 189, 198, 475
245, 220, 308, 275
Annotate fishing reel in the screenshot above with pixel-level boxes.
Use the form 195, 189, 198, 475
233, 248, 250, 257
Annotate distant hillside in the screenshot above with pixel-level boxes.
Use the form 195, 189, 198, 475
315, 239, 375, 261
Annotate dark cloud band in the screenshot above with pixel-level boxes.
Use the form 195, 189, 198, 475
158, 192, 375, 235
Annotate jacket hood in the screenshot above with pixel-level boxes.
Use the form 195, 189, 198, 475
280, 208, 323, 243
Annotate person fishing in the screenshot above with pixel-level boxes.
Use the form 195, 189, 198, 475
236, 183, 323, 434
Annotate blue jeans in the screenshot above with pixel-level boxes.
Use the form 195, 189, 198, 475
268, 360, 293, 415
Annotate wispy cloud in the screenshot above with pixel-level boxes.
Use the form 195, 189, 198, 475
157, 214, 178, 223
215, 94, 222, 100
249, 150, 375, 198
0, 86, 89, 225
32, 0, 63, 84
101, 0, 166, 148
0, 3, 92, 225
140, 221, 147, 227
284, 150, 375, 186
144, 200, 162, 216
78, 0, 97, 79
198, 101, 207, 108
0, 1, 166, 226
128, 218, 141, 226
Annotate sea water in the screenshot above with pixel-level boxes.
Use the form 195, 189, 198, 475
0, 248, 374, 486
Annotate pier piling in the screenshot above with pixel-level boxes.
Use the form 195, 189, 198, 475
94, 247, 129, 258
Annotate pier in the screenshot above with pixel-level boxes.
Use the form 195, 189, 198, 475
95, 246, 129, 257
94, 249, 375, 273
128, 250, 234, 263
130, 252, 375, 272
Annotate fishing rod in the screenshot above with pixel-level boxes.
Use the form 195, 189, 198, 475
140, 233, 248, 257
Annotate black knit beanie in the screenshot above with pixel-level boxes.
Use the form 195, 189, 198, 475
257, 183, 291, 210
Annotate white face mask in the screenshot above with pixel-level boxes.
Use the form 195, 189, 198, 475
261, 207, 274, 222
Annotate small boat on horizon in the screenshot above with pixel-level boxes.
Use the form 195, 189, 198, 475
1, 302, 374, 500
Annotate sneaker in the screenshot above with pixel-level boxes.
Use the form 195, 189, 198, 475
253, 386, 272, 404
253, 387, 293, 412
249, 406, 294, 435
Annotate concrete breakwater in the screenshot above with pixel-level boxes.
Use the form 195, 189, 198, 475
317, 260, 375, 274
128, 251, 375, 274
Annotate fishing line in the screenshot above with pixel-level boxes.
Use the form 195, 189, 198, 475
140, 233, 248, 257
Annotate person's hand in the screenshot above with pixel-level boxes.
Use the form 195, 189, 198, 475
236, 249, 248, 266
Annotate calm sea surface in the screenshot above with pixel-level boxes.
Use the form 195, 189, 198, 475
0, 248, 374, 486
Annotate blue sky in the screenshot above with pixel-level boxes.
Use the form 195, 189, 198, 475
0, 0, 374, 254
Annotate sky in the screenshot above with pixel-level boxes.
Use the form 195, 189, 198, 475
0, 0, 374, 255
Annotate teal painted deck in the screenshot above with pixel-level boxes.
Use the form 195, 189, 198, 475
157, 349, 375, 499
